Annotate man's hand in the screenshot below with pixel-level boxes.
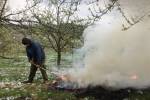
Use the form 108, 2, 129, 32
29, 60, 41, 68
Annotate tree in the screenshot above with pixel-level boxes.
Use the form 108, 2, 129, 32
0, 0, 8, 25
0, 0, 39, 26
0, 0, 39, 59
32, 0, 88, 66
88, 0, 150, 30
31, 0, 129, 66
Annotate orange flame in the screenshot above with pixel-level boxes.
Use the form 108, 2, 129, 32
59, 74, 70, 82
130, 74, 138, 80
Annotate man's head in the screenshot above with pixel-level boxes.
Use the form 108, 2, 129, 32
22, 37, 31, 46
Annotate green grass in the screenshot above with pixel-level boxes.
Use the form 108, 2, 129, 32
1, 52, 150, 100
0, 66, 91, 100
0, 52, 79, 100
0, 62, 77, 100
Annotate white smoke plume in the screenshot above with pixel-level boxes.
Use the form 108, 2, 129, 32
69, 17, 150, 89
64, 0, 150, 89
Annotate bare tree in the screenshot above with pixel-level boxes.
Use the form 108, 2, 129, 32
88, 0, 150, 30
116, 2, 150, 30
32, 0, 87, 66
87, 0, 118, 24
0, 0, 40, 26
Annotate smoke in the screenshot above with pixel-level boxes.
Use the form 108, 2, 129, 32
50, 0, 150, 89
67, 17, 150, 89
65, 1, 150, 89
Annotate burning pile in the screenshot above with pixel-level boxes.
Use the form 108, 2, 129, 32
49, 73, 81, 91
48, 73, 150, 100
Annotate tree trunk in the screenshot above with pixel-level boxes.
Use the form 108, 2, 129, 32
57, 50, 61, 66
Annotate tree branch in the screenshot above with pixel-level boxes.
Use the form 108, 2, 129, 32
88, 0, 118, 25
4, 1, 39, 18
0, 0, 8, 18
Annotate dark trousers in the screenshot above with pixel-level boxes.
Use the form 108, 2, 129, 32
28, 64, 48, 82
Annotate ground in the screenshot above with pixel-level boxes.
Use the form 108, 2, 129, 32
1, 53, 150, 100
0, 53, 89, 100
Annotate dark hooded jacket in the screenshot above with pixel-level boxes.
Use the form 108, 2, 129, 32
26, 41, 45, 65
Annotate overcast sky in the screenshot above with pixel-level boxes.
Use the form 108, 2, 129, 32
8, 0, 27, 11
8, 0, 150, 24
8, 0, 92, 18
9, 0, 150, 15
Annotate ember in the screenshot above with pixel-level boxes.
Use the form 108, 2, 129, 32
49, 73, 79, 91
131, 74, 138, 80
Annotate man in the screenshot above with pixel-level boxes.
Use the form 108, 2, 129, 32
22, 37, 48, 83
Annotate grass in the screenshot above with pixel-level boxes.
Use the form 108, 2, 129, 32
0, 52, 83, 100
0, 66, 90, 100
1, 52, 150, 100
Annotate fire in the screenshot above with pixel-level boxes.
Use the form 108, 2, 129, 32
60, 75, 68, 81
54, 74, 71, 82
130, 74, 138, 80
52, 80, 57, 84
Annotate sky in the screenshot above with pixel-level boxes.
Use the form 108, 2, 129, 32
8, 0, 90, 17
8, 0, 27, 11
9, 0, 150, 15
8, 0, 150, 23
